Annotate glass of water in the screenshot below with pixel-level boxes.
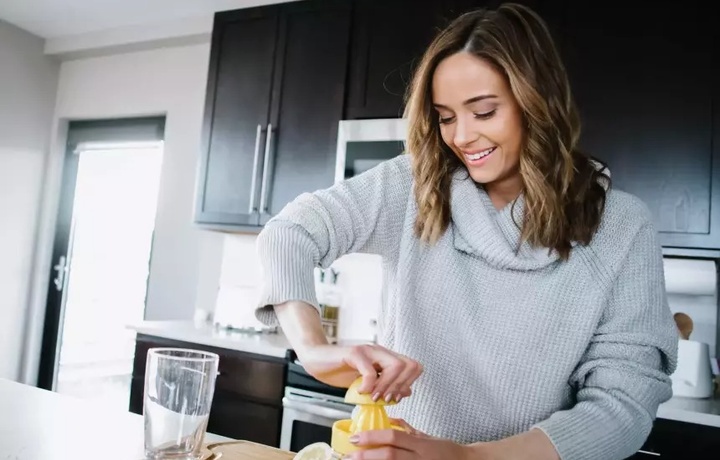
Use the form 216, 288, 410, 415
144, 348, 219, 459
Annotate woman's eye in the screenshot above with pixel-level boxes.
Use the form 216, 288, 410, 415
474, 109, 497, 120
438, 116, 455, 124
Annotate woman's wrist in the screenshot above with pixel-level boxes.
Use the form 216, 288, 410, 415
273, 301, 328, 358
465, 442, 498, 460
465, 429, 559, 460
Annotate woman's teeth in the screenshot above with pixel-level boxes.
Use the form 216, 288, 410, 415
466, 147, 495, 160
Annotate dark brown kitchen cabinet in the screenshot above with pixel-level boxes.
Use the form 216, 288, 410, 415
195, 5, 279, 227
558, 1, 720, 251
258, 1, 351, 224
129, 334, 287, 447
195, 0, 351, 229
345, 0, 468, 120
345, 0, 562, 121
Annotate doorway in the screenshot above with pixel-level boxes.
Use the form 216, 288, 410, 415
38, 117, 165, 413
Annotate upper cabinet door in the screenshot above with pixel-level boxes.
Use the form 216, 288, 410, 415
257, 1, 352, 224
560, 1, 719, 250
345, 0, 465, 120
195, 7, 280, 227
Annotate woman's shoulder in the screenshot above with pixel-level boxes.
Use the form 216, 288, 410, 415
353, 153, 414, 194
579, 188, 659, 274
601, 188, 655, 230
385, 153, 413, 177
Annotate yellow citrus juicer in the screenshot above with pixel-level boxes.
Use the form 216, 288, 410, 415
331, 377, 406, 456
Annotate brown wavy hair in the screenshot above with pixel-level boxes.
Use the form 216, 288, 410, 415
404, 3, 610, 260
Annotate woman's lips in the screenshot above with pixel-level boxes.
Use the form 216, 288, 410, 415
463, 146, 496, 165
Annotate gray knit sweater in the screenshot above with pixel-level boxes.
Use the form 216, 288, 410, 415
255, 154, 678, 460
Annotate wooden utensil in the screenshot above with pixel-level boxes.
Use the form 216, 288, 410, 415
204, 440, 295, 460
673, 312, 693, 340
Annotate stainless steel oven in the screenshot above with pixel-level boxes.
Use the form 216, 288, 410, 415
280, 358, 354, 452
280, 386, 354, 451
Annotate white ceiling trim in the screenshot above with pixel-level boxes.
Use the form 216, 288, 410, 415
44, 15, 213, 58
0, 0, 299, 59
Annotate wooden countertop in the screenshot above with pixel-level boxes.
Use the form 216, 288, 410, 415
0, 378, 232, 459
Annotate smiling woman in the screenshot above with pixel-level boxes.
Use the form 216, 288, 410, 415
253, 4, 678, 460
404, 5, 610, 259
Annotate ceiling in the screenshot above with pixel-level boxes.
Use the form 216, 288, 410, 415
0, 0, 287, 38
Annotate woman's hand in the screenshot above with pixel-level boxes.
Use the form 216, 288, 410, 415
345, 426, 474, 460
274, 301, 423, 401
299, 343, 423, 402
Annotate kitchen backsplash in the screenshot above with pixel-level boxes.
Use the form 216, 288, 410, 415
212, 234, 719, 354
212, 234, 382, 341
664, 257, 718, 357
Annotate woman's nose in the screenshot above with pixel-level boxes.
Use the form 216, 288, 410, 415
453, 118, 475, 147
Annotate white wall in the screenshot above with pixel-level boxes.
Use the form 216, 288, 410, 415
215, 234, 382, 342
664, 258, 718, 357
52, 44, 226, 320
22, 43, 226, 383
0, 20, 59, 381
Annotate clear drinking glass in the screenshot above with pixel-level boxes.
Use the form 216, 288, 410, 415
143, 348, 219, 459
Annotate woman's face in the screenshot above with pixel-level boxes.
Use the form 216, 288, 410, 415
432, 51, 524, 197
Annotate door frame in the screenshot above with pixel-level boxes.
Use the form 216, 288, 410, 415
36, 136, 80, 390
30, 116, 166, 390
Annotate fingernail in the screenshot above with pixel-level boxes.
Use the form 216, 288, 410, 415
349, 435, 360, 444
372, 392, 381, 401
385, 393, 393, 402
395, 394, 402, 402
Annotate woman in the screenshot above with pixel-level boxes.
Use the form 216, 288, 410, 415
255, 3, 678, 460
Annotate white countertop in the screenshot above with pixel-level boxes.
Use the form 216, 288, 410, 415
0, 378, 232, 460
127, 319, 292, 358
658, 394, 720, 428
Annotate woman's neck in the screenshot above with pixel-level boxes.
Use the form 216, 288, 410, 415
484, 176, 523, 210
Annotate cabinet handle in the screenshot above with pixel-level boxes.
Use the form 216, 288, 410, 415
637, 450, 661, 457
259, 123, 274, 214
248, 124, 263, 214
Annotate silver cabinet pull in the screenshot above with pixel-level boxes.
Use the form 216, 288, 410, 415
637, 450, 661, 457
259, 123, 274, 214
53, 255, 67, 291
248, 124, 263, 214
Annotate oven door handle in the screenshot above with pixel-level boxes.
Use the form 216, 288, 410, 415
282, 397, 352, 420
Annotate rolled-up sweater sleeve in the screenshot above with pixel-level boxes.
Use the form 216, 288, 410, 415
254, 155, 412, 325
533, 222, 679, 460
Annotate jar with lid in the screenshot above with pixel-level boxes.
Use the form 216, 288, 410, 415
317, 268, 342, 343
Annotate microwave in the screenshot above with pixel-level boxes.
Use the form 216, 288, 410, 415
334, 118, 408, 184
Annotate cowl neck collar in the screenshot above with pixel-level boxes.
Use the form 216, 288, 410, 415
449, 170, 560, 271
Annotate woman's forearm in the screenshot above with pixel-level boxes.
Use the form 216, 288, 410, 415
274, 300, 328, 356
468, 428, 559, 460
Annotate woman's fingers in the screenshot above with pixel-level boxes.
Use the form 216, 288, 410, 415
352, 428, 416, 450
364, 346, 421, 402
385, 357, 423, 402
347, 446, 414, 460
389, 418, 428, 437
345, 345, 381, 393
328, 343, 423, 401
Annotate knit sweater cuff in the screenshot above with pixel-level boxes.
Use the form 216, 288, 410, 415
532, 408, 617, 460
255, 225, 321, 326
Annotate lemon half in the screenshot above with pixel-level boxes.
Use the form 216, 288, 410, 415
293, 442, 334, 460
